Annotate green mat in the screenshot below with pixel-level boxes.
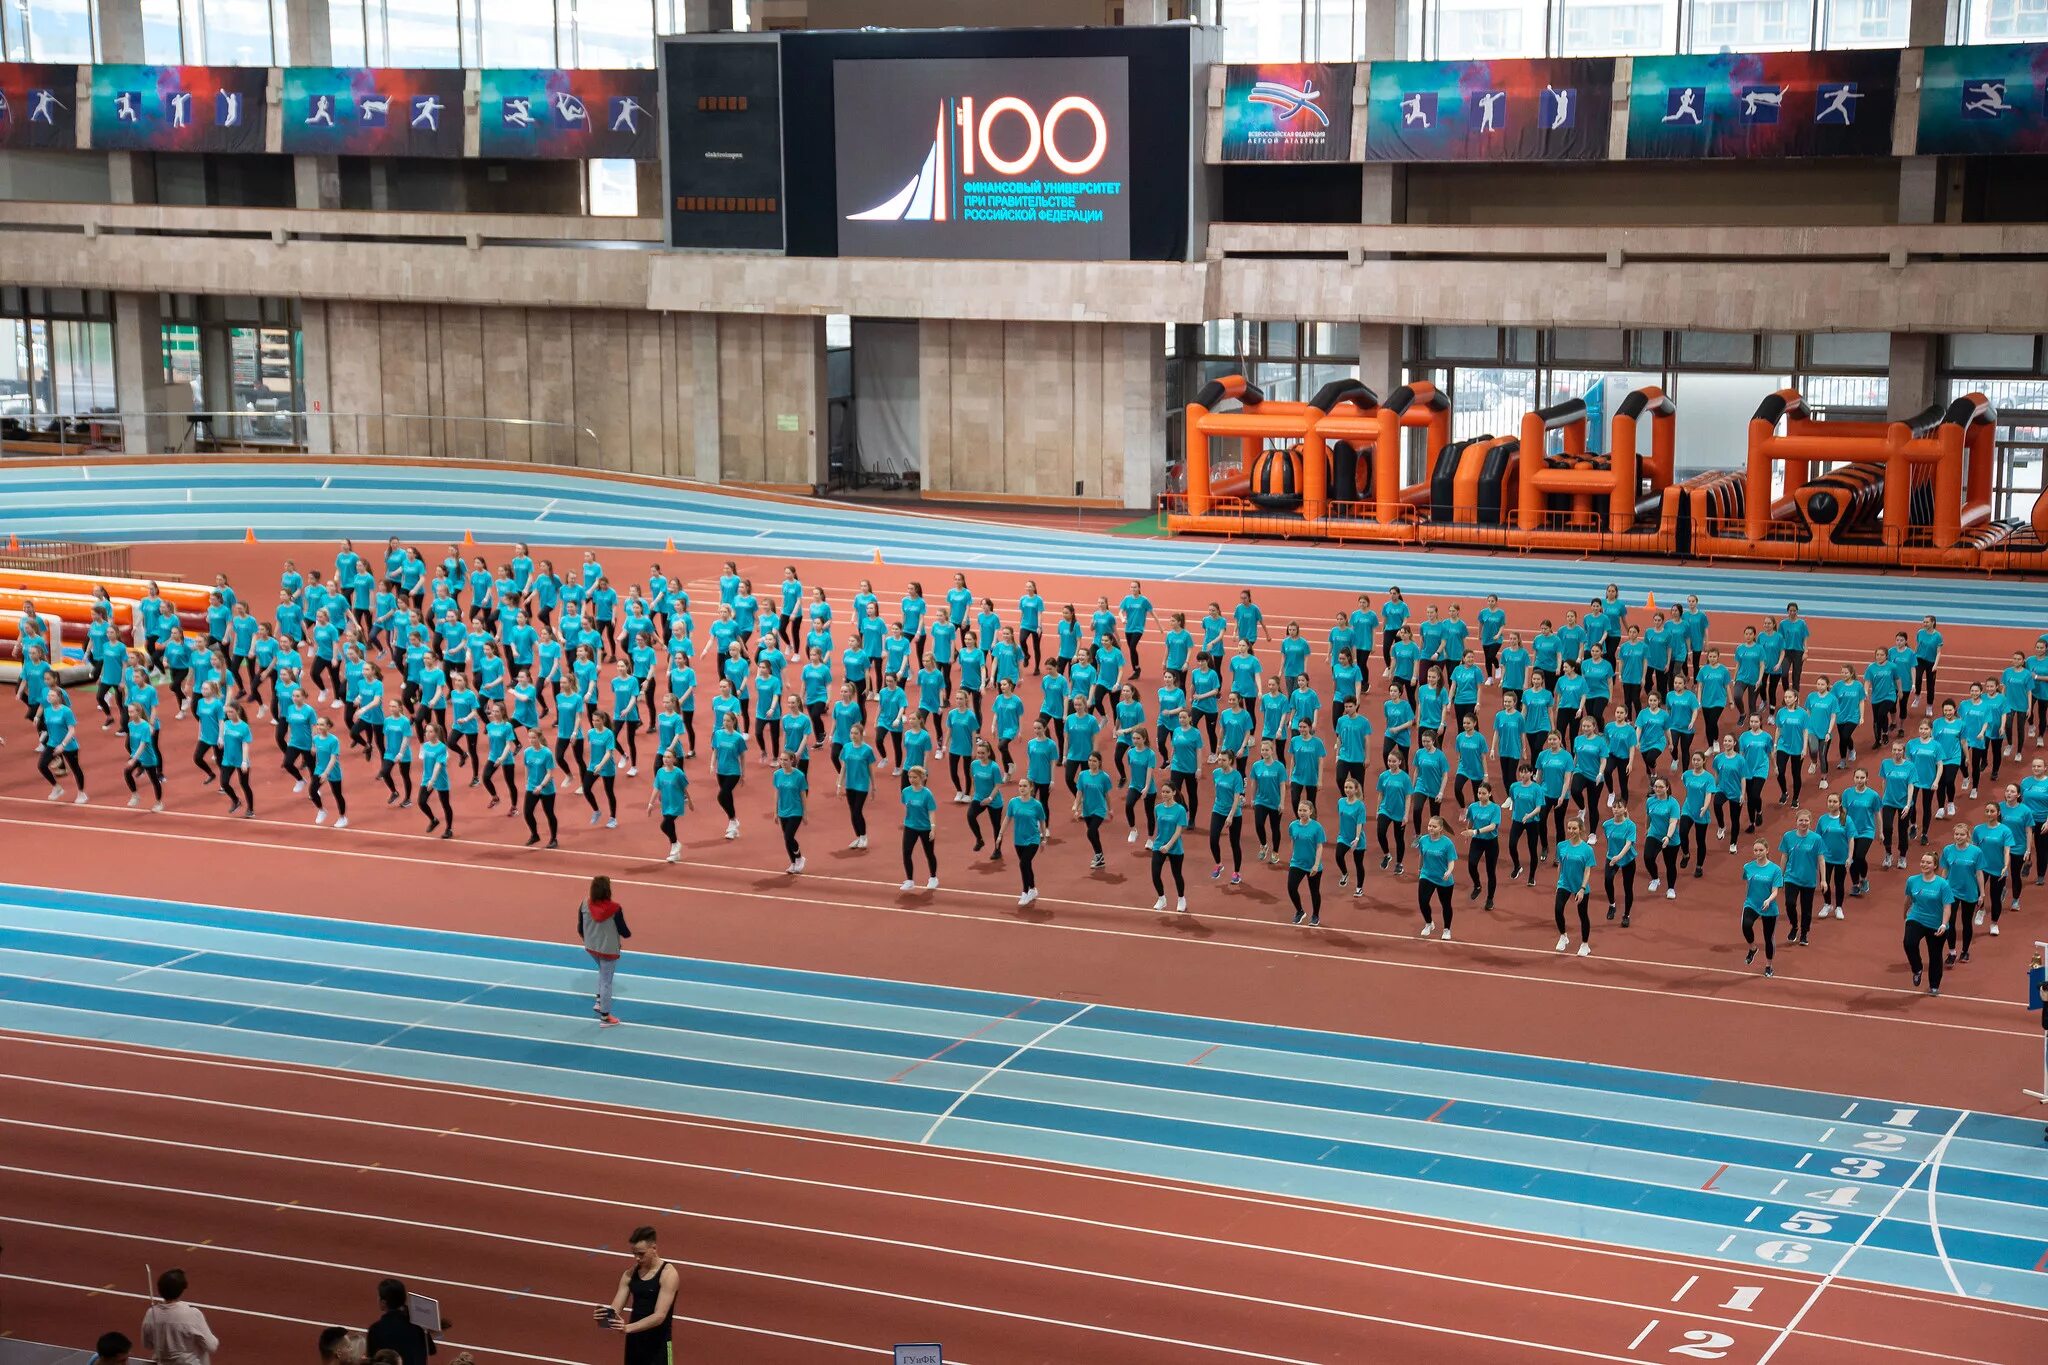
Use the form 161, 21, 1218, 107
1108, 511, 1167, 537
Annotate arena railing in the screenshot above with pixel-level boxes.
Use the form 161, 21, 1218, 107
0, 410, 602, 465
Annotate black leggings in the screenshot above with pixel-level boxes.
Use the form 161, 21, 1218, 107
523, 790, 558, 840
1945, 899, 1978, 959
1509, 819, 1544, 875
1553, 888, 1590, 944
1850, 836, 1873, 885
1376, 813, 1407, 866
309, 776, 346, 817
1604, 861, 1635, 917
716, 773, 740, 820
1883, 805, 1911, 857
123, 762, 164, 799
1904, 921, 1944, 989
779, 815, 804, 860
1784, 884, 1815, 941
37, 747, 85, 789
1774, 750, 1803, 804
220, 766, 253, 809
1418, 880, 1452, 928
1287, 866, 1322, 919
1823, 862, 1848, 909
1208, 812, 1243, 870
1741, 907, 1778, 961
422, 788, 453, 831
1082, 813, 1105, 858
1467, 840, 1497, 900
1016, 842, 1039, 892
967, 798, 1001, 848
379, 758, 414, 801
1125, 789, 1157, 835
583, 772, 617, 817
1643, 836, 1679, 884
902, 828, 937, 880
1151, 850, 1186, 897
1253, 804, 1281, 850
845, 789, 869, 838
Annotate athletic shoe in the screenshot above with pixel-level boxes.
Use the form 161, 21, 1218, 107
335, 817, 348, 829
1127, 829, 1139, 843
1153, 896, 1167, 911
1621, 914, 1631, 928
724, 820, 738, 840
291, 780, 306, 794
1912, 970, 1922, 986
546, 838, 557, 849
1556, 935, 1570, 952
1381, 854, 1392, 870
1818, 778, 1829, 790
1930, 986, 1940, 996
1468, 885, 1480, 901
1309, 913, 1320, 926
793, 856, 807, 873
1230, 872, 1242, 886
1176, 897, 1188, 913
1211, 865, 1223, 880
1576, 942, 1591, 957
589, 811, 602, 826
952, 793, 969, 804
667, 845, 681, 863
1666, 887, 1676, 900
127, 795, 140, 808
1509, 861, 1522, 881
1419, 924, 1434, 938
900, 879, 916, 891
1745, 947, 1758, 965
1960, 950, 1971, 963
1606, 904, 1617, 921
856, 835, 868, 849
1764, 965, 1774, 977
1019, 891, 1032, 906
1441, 928, 1453, 942
1353, 886, 1363, 898
628, 766, 638, 777
1337, 872, 1348, 888
46, 786, 62, 801
1974, 908, 1985, 927
1293, 909, 1306, 925
848, 837, 863, 850
1091, 854, 1105, 869
599, 1014, 620, 1027
315, 809, 328, 825
926, 876, 939, 890
1991, 923, 2001, 936
1648, 878, 1661, 892
151, 802, 163, 813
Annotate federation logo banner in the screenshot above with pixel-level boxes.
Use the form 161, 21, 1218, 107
1916, 42, 2048, 155
1365, 58, 1612, 161
89, 65, 265, 153
1220, 63, 1355, 161
1626, 50, 1895, 159
0, 63, 79, 149
479, 69, 660, 159
281, 68, 465, 156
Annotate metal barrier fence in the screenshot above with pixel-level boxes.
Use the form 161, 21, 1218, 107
0, 540, 134, 575
0, 410, 602, 465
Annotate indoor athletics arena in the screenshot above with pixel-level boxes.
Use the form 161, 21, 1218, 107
5, 0, 2048, 1361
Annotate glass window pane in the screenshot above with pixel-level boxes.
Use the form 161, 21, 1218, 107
1819, 0, 1908, 45
0, 320, 30, 418
1676, 330, 1757, 366
1221, 0, 1305, 61
1252, 361, 1301, 401
20, 0, 95, 60
141, 0, 185, 60
588, 159, 637, 215
1804, 332, 1890, 369
1946, 334, 2038, 372
1761, 333, 1796, 369
482, 0, 558, 64
1310, 0, 1359, 59
328, 0, 368, 64
1552, 328, 1627, 364
1964, 0, 2048, 41
200, 0, 277, 64
560, 0, 652, 67
1554, 0, 1680, 54
375, 0, 461, 65
1264, 321, 1300, 357
1311, 322, 1360, 357
1432, 0, 1548, 57
1686, 0, 1814, 50
1202, 320, 1242, 356
1426, 326, 1500, 361
1449, 366, 1537, 442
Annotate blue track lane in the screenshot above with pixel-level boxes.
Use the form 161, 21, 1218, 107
1, 883, 2045, 1311
4, 462, 2045, 624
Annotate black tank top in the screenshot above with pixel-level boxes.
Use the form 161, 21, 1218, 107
627, 1259, 673, 1349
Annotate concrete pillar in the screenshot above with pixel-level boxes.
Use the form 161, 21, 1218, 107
1358, 324, 1401, 401
1897, 154, 1945, 225
1906, 0, 1951, 46
95, 0, 144, 61
112, 292, 176, 454
1122, 0, 1168, 22
1361, 0, 1407, 60
200, 323, 233, 423
685, 313, 722, 483
803, 315, 832, 491
299, 300, 335, 453
1120, 323, 1169, 509
1887, 334, 1939, 422
367, 163, 391, 211
294, 155, 342, 210
682, 0, 736, 32
284, 0, 331, 61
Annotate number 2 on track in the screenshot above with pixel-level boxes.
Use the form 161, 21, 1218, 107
1669, 1330, 1737, 1358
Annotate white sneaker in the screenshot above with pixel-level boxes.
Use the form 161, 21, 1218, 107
589, 811, 601, 825
952, 793, 969, 804
127, 795, 140, 808
1973, 908, 1985, 927
1556, 934, 1570, 952
1835, 905, 1845, 919
1818, 777, 1829, 789
926, 876, 939, 890
335, 816, 349, 829
1441, 928, 1452, 941
793, 855, 806, 873
849, 837, 863, 850
606, 818, 618, 829
1991, 922, 2001, 936
151, 802, 163, 813
1577, 942, 1592, 957
292, 780, 306, 794
724, 820, 738, 840
1153, 896, 1167, 911
47, 786, 62, 801
1647, 878, 1661, 892
1018, 891, 1032, 906
1175, 896, 1188, 912
901, 879, 917, 891
1730, 842, 1739, 853
1127, 829, 1139, 843
667, 844, 681, 862
315, 809, 328, 825
74, 793, 88, 805
1666, 887, 1676, 900
329, 699, 343, 710
857, 835, 868, 849
1419, 924, 1434, 938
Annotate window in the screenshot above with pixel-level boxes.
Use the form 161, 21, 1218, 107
328, 0, 368, 63
1430, 0, 1546, 57
1554, 0, 1677, 55
195, 0, 279, 64
559, 0, 654, 66
141, 0, 185, 60
14, 0, 96, 60
1819, 0, 1906, 45
481, 0, 558, 65
588, 159, 637, 215
1687, 0, 1811, 50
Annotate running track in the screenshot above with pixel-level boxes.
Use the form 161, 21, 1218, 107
2, 459, 2046, 624
1, 885, 2044, 1365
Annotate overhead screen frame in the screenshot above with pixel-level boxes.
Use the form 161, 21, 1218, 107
777, 25, 1197, 262
660, 32, 789, 253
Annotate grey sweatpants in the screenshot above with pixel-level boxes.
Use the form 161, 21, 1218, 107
591, 952, 617, 1015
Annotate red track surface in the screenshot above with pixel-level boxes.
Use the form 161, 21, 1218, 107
3, 536, 2045, 1362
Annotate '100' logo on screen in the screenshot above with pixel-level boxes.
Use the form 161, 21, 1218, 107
955, 95, 1109, 175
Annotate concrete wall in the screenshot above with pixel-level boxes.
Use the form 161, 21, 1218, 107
1404, 161, 1903, 228
919, 320, 1162, 505
318, 301, 825, 487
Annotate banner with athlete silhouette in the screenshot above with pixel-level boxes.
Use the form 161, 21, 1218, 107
0, 64, 79, 150
1626, 51, 1895, 160
1221, 63, 1355, 161
89, 65, 265, 153
280, 68, 466, 157
478, 69, 661, 159
1916, 43, 2048, 155
1365, 58, 1611, 162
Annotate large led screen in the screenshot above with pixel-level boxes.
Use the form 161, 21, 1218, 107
831, 56, 1131, 261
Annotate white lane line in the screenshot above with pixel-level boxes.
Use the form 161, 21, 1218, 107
1752, 1110, 1971, 1365
113, 948, 200, 984
1925, 1115, 1969, 1298
534, 498, 558, 523
919, 1005, 1094, 1145
1670, 1275, 1696, 1302
1172, 547, 1223, 580
1626, 1318, 1658, 1350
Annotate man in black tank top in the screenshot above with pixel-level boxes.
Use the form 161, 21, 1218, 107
599, 1225, 678, 1364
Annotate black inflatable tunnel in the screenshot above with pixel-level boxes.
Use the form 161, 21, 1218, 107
1750, 392, 1806, 426
1429, 436, 1493, 523
1193, 379, 1266, 410
1384, 383, 1454, 419
1615, 389, 1676, 422
1476, 439, 1519, 526
1309, 378, 1377, 414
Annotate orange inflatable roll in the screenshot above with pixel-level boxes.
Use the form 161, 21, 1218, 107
0, 588, 136, 627
0, 569, 208, 611
1212, 471, 1253, 499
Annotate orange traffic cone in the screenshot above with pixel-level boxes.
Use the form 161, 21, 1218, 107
463, 529, 475, 547
244, 528, 257, 544
872, 549, 884, 566
1644, 591, 1657, 611
665, 537, 676, 553
6, 533, 18, 551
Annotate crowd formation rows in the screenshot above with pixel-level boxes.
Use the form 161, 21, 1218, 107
13, 537, 2048, 995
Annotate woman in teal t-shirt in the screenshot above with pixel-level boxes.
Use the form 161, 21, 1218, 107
1901, 851, 1951, 993
899, 765, 939, 891
1414, 815, 1458, 940
771, 751, 809, 875
1149, 786, 1191, 913
1074, 751, 1116, 871
1208, 752, 1246, 884
1552, 817, 1597, 955
1285, 799, 1326, 926
1002, 775, 1048, 906
1740, 840, 1785, 976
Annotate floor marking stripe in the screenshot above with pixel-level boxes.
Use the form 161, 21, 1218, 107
918, 1005, 1095, 1146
